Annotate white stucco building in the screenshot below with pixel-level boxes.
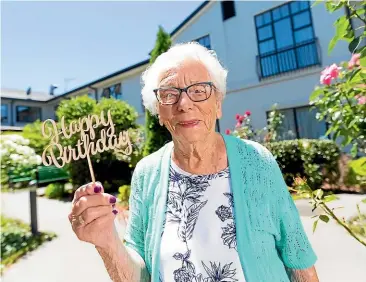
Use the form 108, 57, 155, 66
1, 0, 353, 140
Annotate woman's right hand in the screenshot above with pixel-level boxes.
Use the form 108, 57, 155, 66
68, 182, 120, 250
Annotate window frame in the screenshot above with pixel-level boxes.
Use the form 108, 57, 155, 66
15, 105, 42, 123
255, 1, 319, 79
102, 83, 122, 100
266, 105, 329, 140
194, 34, 211, 49
1, 104, 9, 124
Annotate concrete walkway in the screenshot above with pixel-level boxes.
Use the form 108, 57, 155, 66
1, 190, 366, 282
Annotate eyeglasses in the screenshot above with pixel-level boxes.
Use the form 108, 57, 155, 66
153, 81, 215, 105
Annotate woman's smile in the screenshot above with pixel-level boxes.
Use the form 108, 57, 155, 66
176, 119, 200, 128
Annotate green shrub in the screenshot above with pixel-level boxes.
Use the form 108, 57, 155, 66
265, 139, 341, 188
117, 185, 131, 206
45, 183, 65, 199
345, 157, 366, 190
1, 215, 56, 273
22, 120, 50, 156
55, 95, 139, 191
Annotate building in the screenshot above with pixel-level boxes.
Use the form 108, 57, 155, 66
1, 0, 353, 140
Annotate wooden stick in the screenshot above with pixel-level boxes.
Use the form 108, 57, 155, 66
86, 154, 95, 184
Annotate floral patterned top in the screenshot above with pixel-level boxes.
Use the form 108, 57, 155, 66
159, 159, 247, 282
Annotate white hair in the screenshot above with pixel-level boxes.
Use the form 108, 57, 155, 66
141, 41, 228, 115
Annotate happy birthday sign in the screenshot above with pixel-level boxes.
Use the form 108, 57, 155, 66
41, 110, 132, 183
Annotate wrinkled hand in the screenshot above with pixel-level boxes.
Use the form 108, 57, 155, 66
68, 182, 119, 250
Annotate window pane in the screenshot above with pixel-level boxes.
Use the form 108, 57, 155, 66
280, 4, 289, 17
258, 25, 272, 41
296, 40, 319, 67
255, 15, 263, 27
16, 106, 41, 123
294, 26, 314, 43
272, 7, 281, 21
260, 54, 279, 77
259, 39, 275, 55
300, 1, 310, 11
293, 11, 310, 29
290, 1, 300, 14
274, 18, 294, 49
279, 109, 297, 140
263, 12, 271, 24
197, 35, 211, 49
296, 107, 327, 139
277, 49, 297, 72
1, 105, 8, 123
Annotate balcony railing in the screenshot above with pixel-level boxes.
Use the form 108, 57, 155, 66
256, 38, 321, 80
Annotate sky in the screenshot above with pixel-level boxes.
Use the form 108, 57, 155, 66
1, 0, 204, 95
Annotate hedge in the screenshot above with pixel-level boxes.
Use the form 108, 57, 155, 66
265, 139, 341, 188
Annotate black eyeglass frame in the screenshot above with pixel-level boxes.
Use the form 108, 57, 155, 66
153, 81, 215, 105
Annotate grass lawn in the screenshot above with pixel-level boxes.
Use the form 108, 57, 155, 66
1, 214, 57, 275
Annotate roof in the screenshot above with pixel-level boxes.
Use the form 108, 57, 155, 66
47, 58, 150, 102
1, 88, 50, 102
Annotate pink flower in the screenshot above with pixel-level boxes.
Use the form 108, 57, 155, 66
235, 122, 242, 128
225, 129, 231, 135
235, 114, 240, 120
348, 53, 360, 69
245, 111, 251, 116
238, 115, 245, 122
357, 95, 366, 105
320, 64, 340, 85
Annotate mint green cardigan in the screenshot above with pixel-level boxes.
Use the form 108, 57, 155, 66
124, 134, 317, 282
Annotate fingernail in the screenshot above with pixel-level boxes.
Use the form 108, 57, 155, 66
112, 210, 118, 215
94, 185, 102, 193
109, 196, 116, 204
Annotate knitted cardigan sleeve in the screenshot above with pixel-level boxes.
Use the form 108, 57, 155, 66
123, 161, 146, 262
268, 150, 318, 269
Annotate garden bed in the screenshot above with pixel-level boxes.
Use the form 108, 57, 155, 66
1, 215, 57, 274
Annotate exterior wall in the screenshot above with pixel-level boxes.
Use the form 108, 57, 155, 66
221, 71, 321, 132
172, 1, 351, 133
1, 99, 47, 128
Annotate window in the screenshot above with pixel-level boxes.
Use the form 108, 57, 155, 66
16, 106, 41, 123
267, 106, 327, 140
1, 105, 8, 124
102, 83, 122, 100
195, 35, 211, 49
221, 1, 236, 21
255, 1, 320, 79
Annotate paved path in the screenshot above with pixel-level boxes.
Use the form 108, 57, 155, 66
1, 191, 366, 282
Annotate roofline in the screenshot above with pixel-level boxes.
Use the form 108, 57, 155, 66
170, 0, 210, 37
47, 58, 150, 102
1, 97, 49, 103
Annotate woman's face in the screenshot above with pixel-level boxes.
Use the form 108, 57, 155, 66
157, 59, 222, 143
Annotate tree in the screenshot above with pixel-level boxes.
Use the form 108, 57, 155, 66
143, 26, 173, 157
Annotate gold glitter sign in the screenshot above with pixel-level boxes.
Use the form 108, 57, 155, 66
41, 110, 132, 183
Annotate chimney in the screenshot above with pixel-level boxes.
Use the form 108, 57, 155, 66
49, 84, 58, 95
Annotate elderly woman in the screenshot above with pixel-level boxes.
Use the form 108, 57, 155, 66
69, 42, 319, 282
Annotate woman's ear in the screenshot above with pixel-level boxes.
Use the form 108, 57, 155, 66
216, 96, 223, 120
